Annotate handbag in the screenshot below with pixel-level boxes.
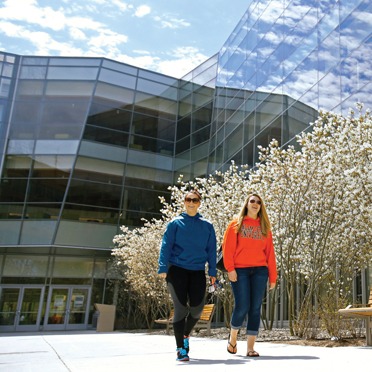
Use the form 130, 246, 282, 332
216, 245, 226, 272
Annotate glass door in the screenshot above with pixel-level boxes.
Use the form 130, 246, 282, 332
0, 287, 19, 331
16, 287, 44, 331
44, 286, 91, 330
0, 286, 44, 332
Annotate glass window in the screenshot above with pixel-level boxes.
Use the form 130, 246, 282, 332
125, 164, 173, 184
93, 259, 107, 279
242, 141, 254, 167
137, 78, 177, 99
223, 126, 243, 161
0, 77, 11, 98
65, 180, 122, 208
138, 69, 177, 85
41, 99, 90, 125
0, 220, 21, 243
22, 57, 48, 65
134, 92, 178, 119
87, 103, 132, 132
34, 140, 79, 154
15, 80, 44, 99
94, 82, 135, 106
52, 257, 94, 278
20, 220, 57, 244
24, 203, 62, 219
102, 59, 138, 75
191, 126, 210, 147
47, 67, 99, 80
27, 179, 68, 202
0, 178, 27, 202
129, 135, 173, 154
6, 140, 35, 154
31, 156, 73, 178
176, 136, 190, 155
176, 116, 191, 140
49, 58, 100, 66
55, 220, 117, 247
45, 81, 95, 97
11, 100, 41, 124
243, 113, 256, 143
0, 204, 24, 219
3, 255, 48, 277
192, 105, 212, 131
2, 156, 32, 177
99, 68, 136, 89
119, 210, 161, 227
83, 125, 129, 147
132, 113, 175, 141
122, 187, 165, 213
61, 203, 119, 224
20, 66, 47, 79
2, 62, 14, 77
73, 157, 124, 184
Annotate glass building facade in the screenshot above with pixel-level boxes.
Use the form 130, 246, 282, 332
0, 0, 370, 331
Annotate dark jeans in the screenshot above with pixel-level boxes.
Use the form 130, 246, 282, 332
230, 266, 268, 335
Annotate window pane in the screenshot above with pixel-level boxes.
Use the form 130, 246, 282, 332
65, 180, 122, 208
45, 81, 94, 97
2, 156, 32, 177
53, 257, 93, 278
31, 156, 73, 178
0, 178, 27, 202
73, 157, 124, 184
99, 69, 136, 89
47, 67, 98, 80
83, 125, 129, 147
27, 179, 68, 202
61, 204, 119, 224
3, 255, 48, 277
20, 66, 47, 79
87, 103, 132, 132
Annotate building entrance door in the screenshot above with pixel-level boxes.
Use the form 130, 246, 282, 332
0, 285, 44, 332
44, 286, 91, 331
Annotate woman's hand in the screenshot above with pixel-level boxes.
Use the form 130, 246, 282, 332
158, 273, 167, 279
228, 270, 237, 282
209, 276, 216, 285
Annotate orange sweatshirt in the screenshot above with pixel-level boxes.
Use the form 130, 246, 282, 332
222, 217, 277, 284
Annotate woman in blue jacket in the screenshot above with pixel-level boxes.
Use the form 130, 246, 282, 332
158, 189, 217, 362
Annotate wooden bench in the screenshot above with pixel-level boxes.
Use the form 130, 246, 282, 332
338, 288, 372, 346
155, 304, 215, 336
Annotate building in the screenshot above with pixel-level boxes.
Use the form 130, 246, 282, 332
0, 0, 371, 331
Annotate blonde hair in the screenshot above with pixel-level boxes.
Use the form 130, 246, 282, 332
234, 193, 271, 237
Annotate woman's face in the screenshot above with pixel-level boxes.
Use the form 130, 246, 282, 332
184, 192, 201, 216
247, 195, 261, 217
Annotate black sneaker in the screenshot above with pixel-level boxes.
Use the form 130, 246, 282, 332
176, 347, 189, 361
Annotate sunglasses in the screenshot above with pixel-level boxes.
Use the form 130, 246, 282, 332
249, 199, 262, 205
185, 197, 200, 203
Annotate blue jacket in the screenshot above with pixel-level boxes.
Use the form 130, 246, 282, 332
158, 212, 217, 277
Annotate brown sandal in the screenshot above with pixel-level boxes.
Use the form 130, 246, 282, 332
227, 340, 237, 354
247, 350, 260, 357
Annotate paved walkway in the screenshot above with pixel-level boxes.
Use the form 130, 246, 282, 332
0, 331, 370, 372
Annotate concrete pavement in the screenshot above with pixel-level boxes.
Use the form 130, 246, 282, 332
0, 331, 370, 372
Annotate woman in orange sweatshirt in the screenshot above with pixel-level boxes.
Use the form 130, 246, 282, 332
223, 193, 277, 357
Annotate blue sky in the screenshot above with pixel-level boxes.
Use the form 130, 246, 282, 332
0, 0, 249, 78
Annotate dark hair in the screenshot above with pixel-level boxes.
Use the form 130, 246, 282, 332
185, 189, 202, 200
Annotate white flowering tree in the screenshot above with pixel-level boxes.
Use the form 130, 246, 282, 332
112, 105, 372, 336
251, 105, 372, 336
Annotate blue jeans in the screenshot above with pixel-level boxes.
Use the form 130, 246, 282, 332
230, 266, 268, 335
